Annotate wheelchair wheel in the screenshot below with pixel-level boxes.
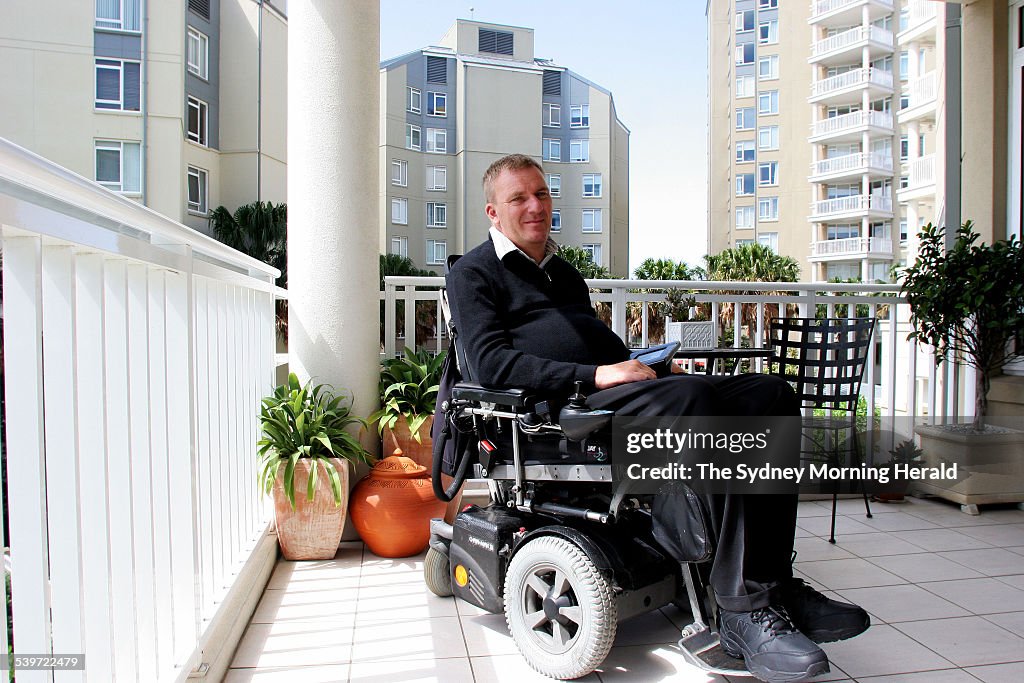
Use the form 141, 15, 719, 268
423, 547, 452, 597
503, 535, 616, 679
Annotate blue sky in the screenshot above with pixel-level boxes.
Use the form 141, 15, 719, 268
380, 0, 710, 273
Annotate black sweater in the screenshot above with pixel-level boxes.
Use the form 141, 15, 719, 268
446, 239, 629, 394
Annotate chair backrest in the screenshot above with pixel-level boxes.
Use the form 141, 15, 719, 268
768, 317, 876, 411
441, 254, 476, 382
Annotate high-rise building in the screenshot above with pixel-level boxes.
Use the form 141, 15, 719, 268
0, 0, 288, 235
708, 0, 942, 283
379, 20, 630, 275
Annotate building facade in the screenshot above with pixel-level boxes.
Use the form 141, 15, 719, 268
379, 20, 630, 275
0, 0, 287, 235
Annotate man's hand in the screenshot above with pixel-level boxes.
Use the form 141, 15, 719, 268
594, 360, 657, 389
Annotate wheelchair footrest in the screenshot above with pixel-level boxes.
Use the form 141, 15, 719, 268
678, 623, 752, 677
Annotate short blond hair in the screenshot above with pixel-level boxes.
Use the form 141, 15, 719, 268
482, 154, 544, 203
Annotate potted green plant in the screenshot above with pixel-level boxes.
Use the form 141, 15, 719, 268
369, 347, 445, 467
258, 372, 371, 560
873, 439, 924, 503
900, 221, 1024, 511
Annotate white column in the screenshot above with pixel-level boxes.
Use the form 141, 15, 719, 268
287, 0, 380, 420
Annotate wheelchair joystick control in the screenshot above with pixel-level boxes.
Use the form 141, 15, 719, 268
558, 381, 614, 442
567, 381, 587, 410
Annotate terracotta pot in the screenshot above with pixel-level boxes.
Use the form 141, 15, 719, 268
383, 414, 434, 468
349, 455, 447, 558
272, 457, 350, 561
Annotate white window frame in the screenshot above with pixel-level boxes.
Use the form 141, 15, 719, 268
426, 128, 447, 153
187, 95, 208, 146
758, 125, 779, 150
757, 231, 779, 252
759, 55, 780, 81
186, 165, 208, 215
736, 42, 755, 65
427, 91, 447, 117
582, 208, 603, 233
758, 161, 779, 186
391, 197, 408, 225
582, 173, 602, 198
426, 239, 447, 265
426, 202, 447, 228
390, 236, 409, 258
581, 243, 602, 265
569, 139, 590, 163
95, 58, 140, 111
543, 138, 561, 162
187, 27, 209, 80
391, 159, 408, 187
736, 140, 756, 163
406, 124, 421, 151
96, 0, 141, 32
550, 209, 561, 232
736, 205, 755, 229
95, 140, 141, 194
543, 103, 561, 127
736, 107, 755, 131
735, 9, 754, 33
758, 90, 779, 115
427, 165, 447, 191
759, 0, 778, 8
736, 74, 755, 99
736, 173, 755, 196
758, 196, 780, 221
407, 87, 421, 114
547, 174, 561, 197
758, 19, 778, 45
570, 104, 590, 128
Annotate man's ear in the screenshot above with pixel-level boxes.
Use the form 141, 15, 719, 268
485, 202, 499, 225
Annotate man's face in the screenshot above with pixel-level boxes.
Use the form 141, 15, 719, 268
485, 166, 553, 260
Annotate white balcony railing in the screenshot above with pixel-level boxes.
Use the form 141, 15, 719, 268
0, 138, 280, 682
812, 0, 895, 21
811, 193, 893, 217
810, 236, 894, 256
905, 153, 936, 189
811, 152, 894, 177
811, 67, 894, 99
811, 25, 894, 58
810, 109, 894, 138
904, 71, 937, 109
902, 0, 938, 35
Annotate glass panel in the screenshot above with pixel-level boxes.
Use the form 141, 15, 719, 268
96, 147, 120, 184
122, 142, 141, 193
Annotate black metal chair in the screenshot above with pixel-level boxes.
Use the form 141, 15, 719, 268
768, 317, 877, 543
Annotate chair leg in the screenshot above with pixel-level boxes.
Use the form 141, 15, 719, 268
829, 493, 838, 544
862, 492, 873, 519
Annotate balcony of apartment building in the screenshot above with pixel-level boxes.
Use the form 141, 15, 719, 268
809, 67, 895, 106
809, 0, 895, 29
898, 152, 937, 202
810, 192, 894, 222
809, 234, 894, 261
809, 150, 894, 183
898, 70, 938, 123
809, 108, 895, 144
809, 25, 894, 68
898, 0, 939, 45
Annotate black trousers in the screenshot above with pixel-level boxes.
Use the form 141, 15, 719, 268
587, 373, 800, 612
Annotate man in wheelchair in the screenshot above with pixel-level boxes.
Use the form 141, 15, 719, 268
428, 154, 869, 682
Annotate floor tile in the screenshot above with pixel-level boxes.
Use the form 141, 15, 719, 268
796, 558, 906, 590
611, 610, 683, 647
996, 574, 1024, 591
797, 501, 836, 517
797, 515, 878, 538
230, 621, 353, 668
896, 528, 993, 552
835, 584, 970, 623
920, 577, 1024, 615
459, 612, 518, 657
832, 497, 903, 515
965, 661, 1024, 682
867, 553, 984, 583
858, 511, 941, 532
833, 532, 928, 558
224, 664, 349, 683
595, 643, 730, 682
793, 536, 856, 562
938, 548, 1024, 577
354, 578, 459, 622
347, 656, 474, 682
470, 653, 601, 682
953, 523, 1024, 547
819, 623, 953, 678
251, 588, 359, 624
982, 611, 1024, 639
894, 616, 1024, 667
349, 616, 468, 662
852, 669, 980, 682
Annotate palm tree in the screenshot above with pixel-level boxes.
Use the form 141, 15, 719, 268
380, 254, 439, 349
556, 244, 612, 279
703, 243, 799, 336
631, 258, 703, 345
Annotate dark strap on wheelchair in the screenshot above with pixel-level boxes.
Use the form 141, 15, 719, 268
432, 403, 472, 502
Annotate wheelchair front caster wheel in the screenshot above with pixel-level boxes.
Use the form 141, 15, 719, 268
423, 547, 453, 597
503, 535, 616, 679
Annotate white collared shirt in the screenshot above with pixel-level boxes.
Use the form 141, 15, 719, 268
489, 226, 559, 268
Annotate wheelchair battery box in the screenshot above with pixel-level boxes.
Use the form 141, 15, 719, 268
450, 505, 527, 614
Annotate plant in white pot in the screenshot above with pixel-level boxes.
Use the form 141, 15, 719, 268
258, 373, 372, 559
900, 221, 1024, 511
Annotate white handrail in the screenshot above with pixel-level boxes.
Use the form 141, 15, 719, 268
810, 110, 894, 138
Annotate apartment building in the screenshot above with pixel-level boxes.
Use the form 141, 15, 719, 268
379, 20, 630, 276
708, 0, 943, 283
0, 0, 287, 235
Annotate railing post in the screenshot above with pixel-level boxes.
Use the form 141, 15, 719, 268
611, 284, 627, 340
384, 280, 397, 358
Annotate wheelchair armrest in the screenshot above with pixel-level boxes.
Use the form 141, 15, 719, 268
451, 382, 534, 408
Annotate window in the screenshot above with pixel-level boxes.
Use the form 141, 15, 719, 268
426, 202, 447, 228
736, 205, 755, 228
736, 173, 755, 196
570, 105, 590, 128
899, 51, 909, 82
391, 197, 408, 225
187, 27, 209, 79
96, 0, 140, 31
426, 56, 447, 84
569, 139, 590, 162
759, 20, 779, 45
407, 87, 421, 113
736, 75, 755, 99
543, 103, 561, 127
405, 124, 421, 151
759, 0, 778, 8
758, 196, 780, 221
736, 140, 756, 163
95, 140, 141, 194
427, 165, 447, 191
582, 244, 603, 265
736, 9, 755, 32
186, 166, 207, 214
758, 90, 779, 115
582, 173, 602, 197
187, 96, 208, 146
479, 28, 514, 55
758, 55, 779, 80
736, 42, 755, 65
758, 125, 779, 150
827, 224, 860, 240
736, 107, 755, 131
758, 161, 779, 186
390, 236, 409, 258
551, 209, 561, 232
826, 263, 860, 281
426, 239, 447, 265
543, 138, 561, 161
582, 209, 603, 233
547, 174, 561, 197
899, 219, 908, 242
391, 159, 408, 187
757, 232, 779, 252
95, 59, 140, 111
900, 134, 909, 162
427, 92, 446, 117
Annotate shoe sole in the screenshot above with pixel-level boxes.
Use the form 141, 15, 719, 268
720, 632, 831, 683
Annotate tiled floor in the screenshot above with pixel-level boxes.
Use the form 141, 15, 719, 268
227, 497, 1024, 682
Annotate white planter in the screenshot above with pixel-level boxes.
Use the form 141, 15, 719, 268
914, 424, 1024, 508
665, 320, 716, 349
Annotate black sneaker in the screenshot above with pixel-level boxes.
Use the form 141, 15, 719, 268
780, 578, 870, 643
718, 605, 830, 683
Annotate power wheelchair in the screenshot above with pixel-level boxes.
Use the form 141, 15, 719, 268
422, 257, 754, 680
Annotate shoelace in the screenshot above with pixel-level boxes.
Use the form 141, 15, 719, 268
750, 606, 799, 636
